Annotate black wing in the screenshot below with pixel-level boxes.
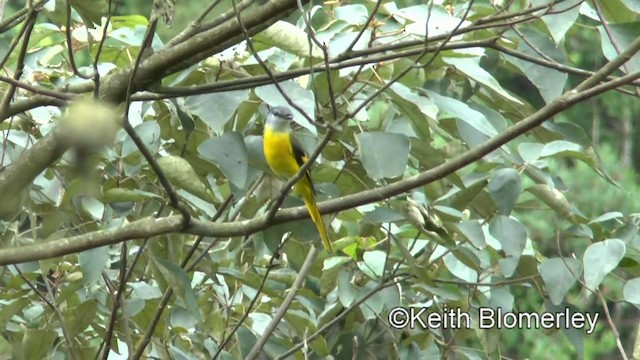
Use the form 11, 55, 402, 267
291, 136, 316, 194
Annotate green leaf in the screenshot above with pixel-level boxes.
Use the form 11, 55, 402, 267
598, 22, 640, 73
360, 250, 387, 278
63, 299, 98, 338
22, 328, 57, 360
357, 132, 410, 180
540, 140, 582, 158
487, 168, 521, 216
388, 83, 438, 121
623, 278, 640, 309
337, 268, 355, 306
443, 57, 522, 104
122, 120, 162, 158
426, 90, 498, 137
531, 0, 581, 44
503, 27, 567, 103
157, 155, 211, 201
456, 220, 486, 248
443, 251, 478, 283
129, 282, 163, 299
80, 196, 105, 221
583, 239, 626, 290
102, 188, 162, 203
253, 21, 323, 59
198, 132, 249, 190
335, 4, 369, 25
183, 90, 250, 134
539, 258, 582, 305
518, 143, 544, 163
589, 211, 624, 224
489, 216, 527, 259
255, 82, 316, 134
152, 257, 200, 320
78, 246, 108, 286
363, 207, 404, 223
0, 298, 29, 328
526, 184, 575, 222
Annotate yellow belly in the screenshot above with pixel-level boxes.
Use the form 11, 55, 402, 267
264, 127, 299, 177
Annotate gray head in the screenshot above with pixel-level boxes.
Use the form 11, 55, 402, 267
266, 106, 293, 131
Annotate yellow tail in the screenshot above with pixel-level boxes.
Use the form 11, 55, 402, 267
295, 180, 332, 252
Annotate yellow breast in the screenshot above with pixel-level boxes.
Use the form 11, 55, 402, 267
264, 127, 300, 177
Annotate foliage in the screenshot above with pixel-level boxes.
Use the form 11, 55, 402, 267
1, 0, 640, 359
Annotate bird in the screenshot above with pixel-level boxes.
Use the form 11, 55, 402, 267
262, 106, 331, 252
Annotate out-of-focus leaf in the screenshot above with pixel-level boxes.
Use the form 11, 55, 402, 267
79, 246, 108, 286
357, 132, 410, 180
152, 257, 200, 320
583, 239, 626, 290
444, 57, 522, 104
157, 155, 211, 201
183, 90, 250, 134
22, 328, 57, 360
531, 0, 581, 44
503, 27, 567, 103
254, 21, 323, 59
487, 168, 521, 216
489, 216, 527, 259
198, 132, 249, 190
539, 257, 582, 305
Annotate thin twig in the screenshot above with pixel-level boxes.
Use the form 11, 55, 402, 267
246, 247, 318, 359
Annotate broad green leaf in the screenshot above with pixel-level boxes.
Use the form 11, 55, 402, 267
129, 282, 163, 299
80, 196, 105, 221
589, 211, 624, 224
444, 57, 522, 104
503, 27, 567, 103
456, 220, 486, 248
489, 216, 527, 259
237, 326, 258, 358
526, 184, 575, 222
0, 299, 29, 328
623, 278, 640, 309
389, 83, 438, 122
253, 21, 323, 59
255, 82, 316, 134
79, 246, 108, 286
157, 155, 211, 201
198, 132, 249, 189
594, 0, 637, 23
426, 90, 498, 137
544, 121, 593, 147
443, 251, 478, 283
121, 120, 161, 158
540, 140, 582, 158
518, 143, 544, 163
337, 268, 355, 306
531, 0, 581, 44
598, 22, 640, 73
170, 306, 198, 330
335, 4, 369, 25
152, 257, 200, 320
363, 207, 404, 223
63, 299, 98, 338
360, 250, 387, 278
539, 258, 582, 305
102, 188, 162, 203
583, 239, 626, 290
183, 90, 250, 134
22, 328, 57, 360
357, 132, 410, 180
487, 168, 521, 216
